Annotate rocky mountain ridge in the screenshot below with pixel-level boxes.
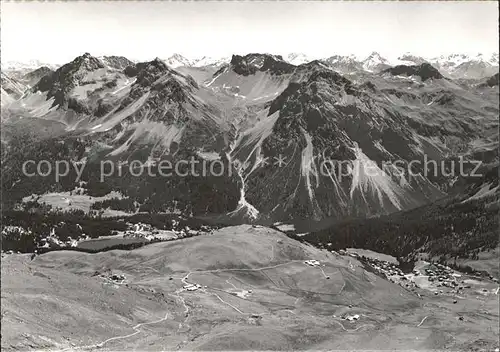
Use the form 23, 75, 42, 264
1, 51, 498, 227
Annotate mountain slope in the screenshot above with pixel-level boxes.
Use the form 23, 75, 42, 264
20, 67, 54, 87
99, 56, 136, 71
206, 54, 295, 101
304, 165, 499, 276
1, 73, 27, 99
226, 59, 497, 226
239, 65, 445, 225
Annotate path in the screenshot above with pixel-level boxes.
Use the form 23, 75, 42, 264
57, 311, 169, 351
417, 316, 429, 327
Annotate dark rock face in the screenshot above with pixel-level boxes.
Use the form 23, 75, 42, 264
22, 66, 54, 85
118, 58, 199, 123
212, 64, 228, 78
269, 68, 357, 117
360, 81, 376, 92
242, 68, 386, 221
134, 58, 171, 86
434, 93, 455, 105
124, 65, 138, 77
241, 60, 481, 223
128, 57, 199, 89
308, 70, 355, 91
265, 67, 361, 158
33, 53, 105, 108
230, 54, 295, 76
485, 73, 499, 87
30, 54, 200, 120
101, 56, 135, 71
94, 99, 115, 117
268, 82, 301, 116
383, 63, 444, 81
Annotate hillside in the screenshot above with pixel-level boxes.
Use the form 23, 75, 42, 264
2, 225, 498, 351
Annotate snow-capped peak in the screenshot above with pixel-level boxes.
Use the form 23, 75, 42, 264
391, 53, 428, 66
365, 52, 386, 60
362, 52, 390, 72
286, 53, 312, 65
192, 56, 230, 67
163, 54, 229, 68
326, 54, 357, 62
164, 54, 193, 68
426, 52, 499, 79
1, 59, 60, 72
428, 53, 498, 66
430, 53, 472, 66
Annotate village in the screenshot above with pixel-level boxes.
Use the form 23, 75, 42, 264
1, 220, 216, 255
339, 250, 500, 299
122, 222, 214, 241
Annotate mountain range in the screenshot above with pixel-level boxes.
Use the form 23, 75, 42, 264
4, 52, 498, 79
1, 50, 498, 262
160, 52, 500, 79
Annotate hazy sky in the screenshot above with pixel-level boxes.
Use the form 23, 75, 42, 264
1, 1, 498, 64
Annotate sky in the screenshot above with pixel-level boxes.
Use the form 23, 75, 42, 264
1, 1, 498, 64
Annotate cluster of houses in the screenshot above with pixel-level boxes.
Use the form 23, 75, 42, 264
425, 263, 462, 288
38, 227, 90, 249
2, 224, 90, 251
341, 313, 360, 322
109, 273, 126, 283
304, 259, 321, 267
342, 252, 499, 299
123, 222, 213, 242
183, 283, 203, 291
95, 272, 127, 285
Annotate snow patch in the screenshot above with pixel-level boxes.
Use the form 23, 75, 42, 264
112, 77, 136, 95
462, 183, 499, 203
300, 129, 319, 204
95, 91, 150, 132
226, 152, 260, 221
109, 121, 184, 156
349, 144, 403, 210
